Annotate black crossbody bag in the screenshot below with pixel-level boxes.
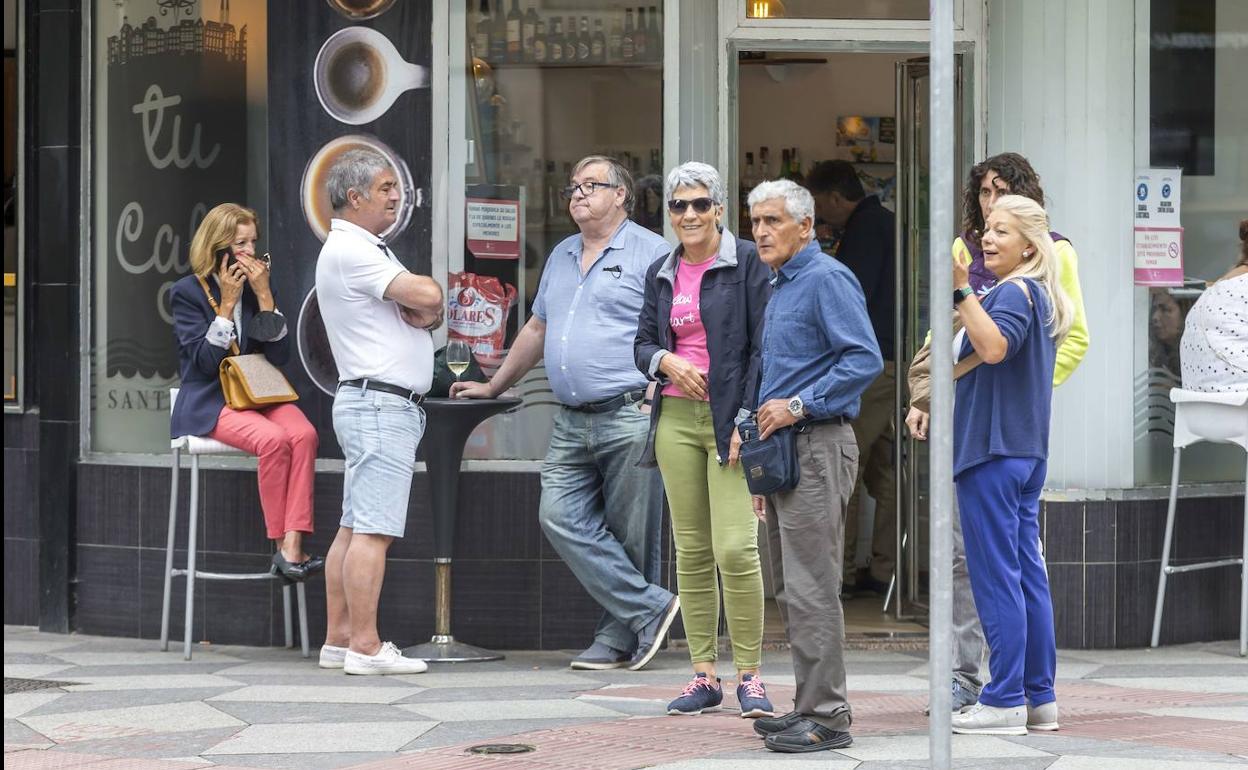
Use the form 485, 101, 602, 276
737, 416, 800, 495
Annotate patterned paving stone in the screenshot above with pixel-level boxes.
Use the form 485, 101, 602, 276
395, 684, 601, 703
398, 699, 625, 722
5, 694, 65, 720
18, 702, 244, 743
399, 717, 621, 751
18, 689, 240, 717
49, 652, 246, 667
200, 752, 394, 769
208, 702, 430, 725
203, 722, 438, 755
47, 727, 243, 759
4, 719, 53, 748
836, 735, 1053, 761
208, 686, 423, 705
61, 676, 244, 693
1047, 757, 1238, 769
647, 759, 860, 769
3, 666, 75, 680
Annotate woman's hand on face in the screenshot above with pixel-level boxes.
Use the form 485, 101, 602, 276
658, 353, 708, 400
953, 254, 970, 292
905, 406, 929, 441
216, 253, 246, 314
235, 253, 271, 298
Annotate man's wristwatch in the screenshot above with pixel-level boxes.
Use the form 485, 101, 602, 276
787, 396, 805, 419
954, 286, 974, 305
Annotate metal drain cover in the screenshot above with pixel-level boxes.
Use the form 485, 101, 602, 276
3, 677, 78, 694
467, 743, 536, 755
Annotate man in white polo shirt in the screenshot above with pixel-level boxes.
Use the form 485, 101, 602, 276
314, 148, 444, 675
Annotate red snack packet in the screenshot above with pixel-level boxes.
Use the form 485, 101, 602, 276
447, 271, 518, 357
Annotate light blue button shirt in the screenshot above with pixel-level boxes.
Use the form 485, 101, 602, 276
532, 219, 671, 406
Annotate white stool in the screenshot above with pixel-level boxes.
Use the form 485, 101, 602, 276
160, 388, 310, 660
1150, 388, 1248, 656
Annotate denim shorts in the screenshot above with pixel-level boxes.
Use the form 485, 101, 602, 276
332, 386, 426, 538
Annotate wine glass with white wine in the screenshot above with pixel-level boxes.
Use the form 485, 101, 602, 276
446, 340, 472, 382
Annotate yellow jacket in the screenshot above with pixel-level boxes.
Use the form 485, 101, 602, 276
952, 236, 1090, 386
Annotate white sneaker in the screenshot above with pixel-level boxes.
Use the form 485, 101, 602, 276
318, 644, 347, 669
343, 641, 428, 675
951, 702, 1027, 735
1027, 701, 1059, 731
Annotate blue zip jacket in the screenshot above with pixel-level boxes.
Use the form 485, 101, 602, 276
633, 230, 772, 466
953, 277, 1056, 477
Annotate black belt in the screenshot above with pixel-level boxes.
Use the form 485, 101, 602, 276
567, 389, 646, 414
338, 378, 425, 404
796, 415, 849, 431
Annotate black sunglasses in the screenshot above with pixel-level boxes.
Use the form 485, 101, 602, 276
667, 197, 716, 214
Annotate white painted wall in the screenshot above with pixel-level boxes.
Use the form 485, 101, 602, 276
987, 0, 1138, 490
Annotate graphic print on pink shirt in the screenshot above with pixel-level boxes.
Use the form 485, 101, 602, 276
663, 256, 715, 400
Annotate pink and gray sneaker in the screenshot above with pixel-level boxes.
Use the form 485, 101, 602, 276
667, 673, 723, 715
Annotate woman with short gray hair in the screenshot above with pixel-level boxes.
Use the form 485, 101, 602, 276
634, 161, 775, 718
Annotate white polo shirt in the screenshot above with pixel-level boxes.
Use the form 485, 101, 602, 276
315, 218, 434, 394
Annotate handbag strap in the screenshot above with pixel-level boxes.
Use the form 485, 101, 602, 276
954, 351, 982, 380
196, 274, 241, 356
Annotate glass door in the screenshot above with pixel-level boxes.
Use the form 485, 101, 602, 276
893, 54, 969, 620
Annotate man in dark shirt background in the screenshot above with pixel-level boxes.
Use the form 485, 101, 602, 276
808, 160, 898, 597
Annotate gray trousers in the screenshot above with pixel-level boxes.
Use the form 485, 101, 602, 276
764, 421, 858, 731
952, 493, 987, 694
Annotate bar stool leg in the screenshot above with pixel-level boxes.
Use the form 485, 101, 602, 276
184, 455, 201, 661
160, 447, 180, 652
1151, 447, 1182, 648
297, 582, 310, 659
282, 584, 293, 648
1240, 454, 1247, 658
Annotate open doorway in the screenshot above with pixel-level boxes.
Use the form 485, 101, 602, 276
737, 49, 968, 643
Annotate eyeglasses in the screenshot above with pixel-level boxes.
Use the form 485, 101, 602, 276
667, 197, 716, 214
560, 181, 618, 199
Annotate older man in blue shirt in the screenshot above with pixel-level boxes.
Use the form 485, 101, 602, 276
452, 156, 679, 672
745, 180, 882, 754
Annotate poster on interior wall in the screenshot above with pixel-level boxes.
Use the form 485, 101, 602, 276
836, 116, 896, 162
1133, 168, 1184, 286
92, 1, 262, 453
266, 0, 432, 458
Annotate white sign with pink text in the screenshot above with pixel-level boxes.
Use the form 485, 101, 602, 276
1133, 168, 1184, 286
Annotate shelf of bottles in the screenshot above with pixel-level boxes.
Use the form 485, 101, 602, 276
737, 145, 807, 234
473, 0, 664, 69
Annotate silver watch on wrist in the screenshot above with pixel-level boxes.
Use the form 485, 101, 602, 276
787, 396, 805, 419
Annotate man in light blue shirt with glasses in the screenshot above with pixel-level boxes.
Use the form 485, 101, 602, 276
453, 155, 679, 671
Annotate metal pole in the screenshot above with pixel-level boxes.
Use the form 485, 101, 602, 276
928, 0, 955, 766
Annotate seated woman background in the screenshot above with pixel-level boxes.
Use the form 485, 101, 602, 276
169, 202, 322, 582
1180, 219, 1248, 393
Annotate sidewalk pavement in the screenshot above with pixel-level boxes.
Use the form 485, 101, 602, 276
4, 625, 1247, 769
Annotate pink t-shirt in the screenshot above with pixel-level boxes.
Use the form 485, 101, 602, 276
662, 256, 714, 399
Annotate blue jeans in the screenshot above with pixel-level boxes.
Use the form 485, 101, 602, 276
540, 402, 671, 653
956, 456, 1056, 709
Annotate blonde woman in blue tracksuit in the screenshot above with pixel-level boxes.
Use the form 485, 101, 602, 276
947, 195, 1075, 736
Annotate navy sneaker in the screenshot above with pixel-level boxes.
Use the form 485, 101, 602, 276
736, 673, 775, 718
667, 673, 723, 715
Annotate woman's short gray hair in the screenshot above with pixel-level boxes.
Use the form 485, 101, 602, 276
664, 161, 726, 205
747, 179, 815, 225
327, 148, 391, 211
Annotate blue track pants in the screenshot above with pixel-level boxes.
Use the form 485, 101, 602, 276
955, 456, 1056, 708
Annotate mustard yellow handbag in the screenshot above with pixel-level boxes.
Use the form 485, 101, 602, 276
197, 276, 299, 410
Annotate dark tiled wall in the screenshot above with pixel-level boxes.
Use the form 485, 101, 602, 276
3, 413, 41, 625
1043, 496, 1245, 649
73, 465, 676, 650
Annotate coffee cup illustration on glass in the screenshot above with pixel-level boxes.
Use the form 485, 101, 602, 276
314, 27, 429, 125
300, 134, 421, 243
325, 0, 397, 20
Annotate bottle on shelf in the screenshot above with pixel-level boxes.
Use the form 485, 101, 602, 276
549, 16, 564, 63
474, 0, 491, 60
647, 5, 661, 61
577, 16, 591, 62
743, 151, 756, 190
489, 0, 507, 63
790, 147, 802, 179
506, 0, 522, 63
533, 16, 547, 63
609, 16, 623, 62
635, 7, 648, 61
591, 18, 606, 63
622, 8, 635, 61
759, 146, 771, 179
522, 2, 539, 63
563, 16, 577, 62
780, 148, 792, 178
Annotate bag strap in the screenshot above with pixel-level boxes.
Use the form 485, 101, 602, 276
196, 275, 241, 356
954, 351, 982, 380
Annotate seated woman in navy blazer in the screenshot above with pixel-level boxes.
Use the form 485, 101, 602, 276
170, 202, 322, 582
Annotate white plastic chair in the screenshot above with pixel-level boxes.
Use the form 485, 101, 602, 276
1150, 388, 1248, 656
160, 388, 310, 660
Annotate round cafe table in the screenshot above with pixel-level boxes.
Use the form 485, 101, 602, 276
403, 396, 521, 663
